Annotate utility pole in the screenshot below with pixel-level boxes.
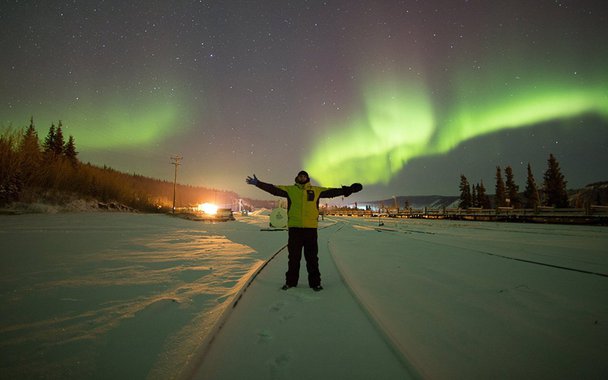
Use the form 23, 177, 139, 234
170, 155, 183, 213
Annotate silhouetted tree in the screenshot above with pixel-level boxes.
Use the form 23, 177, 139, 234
0, 129, 21, 204
478, 180, 491, 208
43, 123, 56, 153
43, 121, 66, 157
17, 117, 42, 185
523, 163, 540, 208
64, 135, 78, 166
53, 121, 66, 156
471, 184, 479, 207
459, 174, 472, 209
19, 117, 40, 152
495, 166, 507, 207
543, 153, 568, 207
504, 166, 520, 208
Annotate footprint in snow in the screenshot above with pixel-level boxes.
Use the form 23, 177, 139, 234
280, 313, 296, 322
256, 329, 272, 344
273, 352, 290, 367
269, 301, 285, 312
287, 291, 320, 303
269, 352, 292, 379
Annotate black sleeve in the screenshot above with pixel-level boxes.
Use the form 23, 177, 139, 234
320, 183, 363, 198
319, 186, 351, 199
256, 181, 289, 198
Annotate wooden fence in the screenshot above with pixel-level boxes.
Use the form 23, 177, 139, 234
323, 205, 608, 225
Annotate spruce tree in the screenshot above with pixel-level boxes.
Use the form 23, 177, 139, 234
523, 163, 540, 209
495, 166, 507, 207
53, 121, 66, 156
459, 175, 472, 209
19, 117, 41, 154
64, 135, 78, 166
543, 153, 569, 207
478, 180, 491, 208
471, 184, 479, 207
18, 117, 42, 185
504, 166, 520, 208
43, 123, 56, 153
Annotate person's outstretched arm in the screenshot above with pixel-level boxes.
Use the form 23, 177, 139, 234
319, 183, 363, 198
246, 174, 288, 197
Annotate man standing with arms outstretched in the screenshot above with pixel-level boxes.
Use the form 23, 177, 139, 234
246, 171, 363, 291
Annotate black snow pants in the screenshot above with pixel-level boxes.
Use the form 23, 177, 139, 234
285, 227, 320, 288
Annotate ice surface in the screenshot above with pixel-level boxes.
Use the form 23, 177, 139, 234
0, 213, 284, 379
329, 219, 608, 379
1, 213, 607, 379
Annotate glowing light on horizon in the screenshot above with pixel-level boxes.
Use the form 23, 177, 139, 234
197, 203, 218, 215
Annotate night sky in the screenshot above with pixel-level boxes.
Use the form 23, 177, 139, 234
2, 1, 607, 202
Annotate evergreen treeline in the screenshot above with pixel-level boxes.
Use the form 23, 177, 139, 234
0, 118, 237, 211
459, 153, 569, 209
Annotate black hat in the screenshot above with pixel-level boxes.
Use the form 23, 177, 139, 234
295, 170, 310, 184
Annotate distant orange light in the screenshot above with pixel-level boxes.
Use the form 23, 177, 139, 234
197, 203, 218, 215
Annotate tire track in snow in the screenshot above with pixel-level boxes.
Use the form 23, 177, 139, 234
327, 223, 425, 380
346, 219, 608, 278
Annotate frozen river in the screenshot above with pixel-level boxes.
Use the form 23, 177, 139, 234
0, 212, 285, 379
1, 212, 607, 379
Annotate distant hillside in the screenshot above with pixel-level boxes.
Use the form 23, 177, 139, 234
570, 181, 608, 207
240, 197, 278, 210
361, 182, 608, 211
0, 125, 237, 212
365, 195, 460, 210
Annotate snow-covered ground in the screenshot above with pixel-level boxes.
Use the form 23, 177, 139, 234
328, 218, 608, 379
1, 212, 607, 379
0, 212, 285, 379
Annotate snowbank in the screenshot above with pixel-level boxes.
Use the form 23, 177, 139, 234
1, 199, 135, 214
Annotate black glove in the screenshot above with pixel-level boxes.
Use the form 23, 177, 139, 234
342, 182, 363, 197
350, 183, 363, 193
246, 174, 259, 185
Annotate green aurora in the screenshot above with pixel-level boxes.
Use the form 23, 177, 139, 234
6, 93, 187, 151
304, 67, 608, 187
70, 100, 184, 150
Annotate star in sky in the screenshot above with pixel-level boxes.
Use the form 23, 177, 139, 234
1, 1, 607, 201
